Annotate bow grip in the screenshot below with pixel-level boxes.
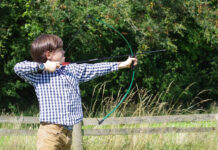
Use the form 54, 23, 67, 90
130, 55, 136, 70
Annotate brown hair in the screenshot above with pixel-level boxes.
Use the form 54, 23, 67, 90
30, 34, 63, 63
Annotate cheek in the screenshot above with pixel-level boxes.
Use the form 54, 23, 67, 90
52, 53, 62, 61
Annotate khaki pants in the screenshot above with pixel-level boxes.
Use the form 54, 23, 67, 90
37, 123, 72, 150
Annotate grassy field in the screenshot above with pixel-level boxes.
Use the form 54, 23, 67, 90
0, 118, 217, 150
0, 125, 217, 150
82, 132, 217, 150
0, 84, 217, 149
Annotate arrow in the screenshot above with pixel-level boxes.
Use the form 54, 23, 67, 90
62, 49, 166, 65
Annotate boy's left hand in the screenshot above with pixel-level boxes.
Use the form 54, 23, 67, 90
118, 57, 138, 69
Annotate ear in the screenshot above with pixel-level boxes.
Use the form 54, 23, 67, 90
45, 51, 52, 60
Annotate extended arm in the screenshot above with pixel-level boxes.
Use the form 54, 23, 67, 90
70, 57, 137, 83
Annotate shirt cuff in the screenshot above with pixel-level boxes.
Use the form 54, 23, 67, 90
111, 62, 119, 71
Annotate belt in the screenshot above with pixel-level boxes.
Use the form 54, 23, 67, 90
63, 125, 73, 131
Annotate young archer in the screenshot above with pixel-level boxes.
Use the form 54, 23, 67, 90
14, 34, 137, 150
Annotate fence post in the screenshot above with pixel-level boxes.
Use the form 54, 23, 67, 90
73, 121, 83, 150
216, 114, 218, 134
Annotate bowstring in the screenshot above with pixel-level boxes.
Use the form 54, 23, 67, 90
61, 12, 135, 124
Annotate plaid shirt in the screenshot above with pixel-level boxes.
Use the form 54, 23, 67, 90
14, 61, 118, 126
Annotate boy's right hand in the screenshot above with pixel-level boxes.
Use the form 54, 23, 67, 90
44, 60, 60, 72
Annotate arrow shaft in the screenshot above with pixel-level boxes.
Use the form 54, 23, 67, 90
64, 49, 166, 65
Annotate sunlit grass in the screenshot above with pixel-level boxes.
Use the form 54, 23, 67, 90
0, 82, 217, 150
82, 121, 216, 129
0, 136, 36, 150
0, 132, 217, 150
82, 132, 217, 150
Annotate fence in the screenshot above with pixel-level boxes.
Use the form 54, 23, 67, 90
0, 114, 217, 150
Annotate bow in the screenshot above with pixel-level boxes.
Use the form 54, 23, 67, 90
87, 15, 135, 125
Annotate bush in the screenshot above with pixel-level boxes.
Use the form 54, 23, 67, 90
0, 0, 217, 113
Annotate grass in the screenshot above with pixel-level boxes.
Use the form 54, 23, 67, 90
82, 121, 216, 130
82, 132, 217, 150
0, 136, 36, 150
83, 82, 217, 118
0, 82, 217, 150
0, 131, 217, 150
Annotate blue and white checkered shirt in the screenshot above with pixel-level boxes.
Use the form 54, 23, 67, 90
14, 61, 118, 126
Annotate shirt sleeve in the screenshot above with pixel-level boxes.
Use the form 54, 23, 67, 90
14, 61, 40, 85
68, 62, 118, 83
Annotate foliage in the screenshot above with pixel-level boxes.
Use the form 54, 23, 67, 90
0, 0, 217, 112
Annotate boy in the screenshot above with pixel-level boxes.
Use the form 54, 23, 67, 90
14, 34, 137, 150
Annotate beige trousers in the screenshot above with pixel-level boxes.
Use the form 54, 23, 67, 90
37, 123, 72, 150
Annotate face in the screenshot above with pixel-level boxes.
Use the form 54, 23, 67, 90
47, 48, 65, 63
